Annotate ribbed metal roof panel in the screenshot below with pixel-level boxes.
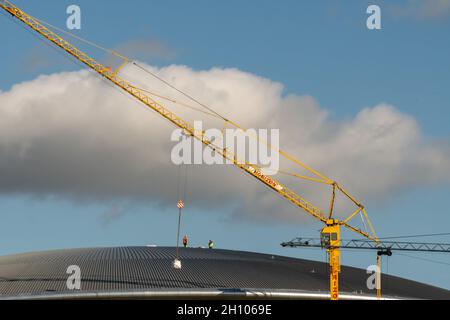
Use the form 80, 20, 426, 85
0, 247, 448, 299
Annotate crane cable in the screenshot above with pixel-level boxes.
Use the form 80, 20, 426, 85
32, 16, 128, 61
378, 232, 450, 240
396, 252, 450, 267
27, 16, 335, 185
31, 15, 224, 122
133, 61, 334, 184
132, 62, 228, 122
175, 164, 188, 261
127, 84, 221, 119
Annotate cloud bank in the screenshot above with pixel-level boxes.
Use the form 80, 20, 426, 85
0, 64, 449, 223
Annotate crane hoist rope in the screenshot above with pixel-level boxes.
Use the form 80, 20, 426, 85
0, 0, 380, 300
30, 10, 335, 186
175, 164, 188, 269
13, 6, 337, 188
127, 84, 222, 119
377, 232, 450, 240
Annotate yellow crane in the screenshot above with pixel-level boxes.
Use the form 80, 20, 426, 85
0, 0, 380, 300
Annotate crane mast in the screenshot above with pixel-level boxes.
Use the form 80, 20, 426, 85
0, 0, 380, 300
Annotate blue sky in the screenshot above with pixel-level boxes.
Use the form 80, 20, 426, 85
1, 0, 450, 291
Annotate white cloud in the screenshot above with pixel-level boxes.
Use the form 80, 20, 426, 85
0, 64, 449, 223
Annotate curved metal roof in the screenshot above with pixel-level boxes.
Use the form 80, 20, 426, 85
0, 247, 448, 299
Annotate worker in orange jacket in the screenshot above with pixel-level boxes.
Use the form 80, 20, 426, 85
183, 234, 188, 248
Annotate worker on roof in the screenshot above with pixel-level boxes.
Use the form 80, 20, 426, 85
183, 234, 188, 248
208, 240, 214, 249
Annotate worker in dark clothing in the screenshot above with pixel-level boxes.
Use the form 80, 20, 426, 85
208, 240, 214, 249
183, 234, 188, 248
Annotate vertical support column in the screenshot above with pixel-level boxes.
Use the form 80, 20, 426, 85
322, 220, 341, 300
376, 255, 382, 299
329, 248, 340, 300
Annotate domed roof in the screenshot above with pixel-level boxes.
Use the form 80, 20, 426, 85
0, 247, 448, 299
